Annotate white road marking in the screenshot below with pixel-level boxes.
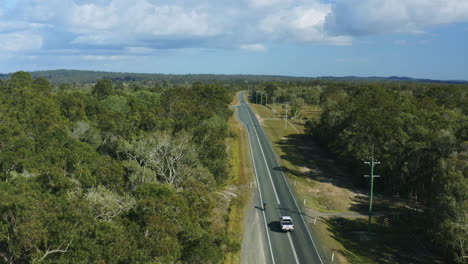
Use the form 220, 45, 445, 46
236, 102, 276, 264
288, 233, 300, 264
246, 98, 325, 264
245, 107, 281, 205
243, 102, 302, 263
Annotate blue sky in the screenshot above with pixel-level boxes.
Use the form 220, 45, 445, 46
1, 0, 468, 80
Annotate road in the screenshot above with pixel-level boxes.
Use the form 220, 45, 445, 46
237, 92, 324, 264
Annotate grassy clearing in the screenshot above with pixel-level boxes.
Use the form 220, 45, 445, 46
293, 177, 350, 213
221, 92, 254, 264
301, 104, 321, 118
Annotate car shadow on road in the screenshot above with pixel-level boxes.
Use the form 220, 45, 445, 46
267, 221, 285, 233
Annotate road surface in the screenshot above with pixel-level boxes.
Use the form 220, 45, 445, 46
237, 92, 324, 264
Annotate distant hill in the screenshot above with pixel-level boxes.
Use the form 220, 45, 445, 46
0, 69, 466, 84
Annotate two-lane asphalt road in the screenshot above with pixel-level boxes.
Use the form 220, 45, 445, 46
237, 92, 324, 264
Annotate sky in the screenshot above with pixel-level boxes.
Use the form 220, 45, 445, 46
1, 0, 468, 80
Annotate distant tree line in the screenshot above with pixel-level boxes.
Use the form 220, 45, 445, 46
2, 69, 465, 85
0, 72, 236, 263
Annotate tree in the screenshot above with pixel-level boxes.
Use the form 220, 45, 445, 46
123, 132, 201, 189
32, 77, 52, 96
91, 79, 113, 99
430, 152, 468, 263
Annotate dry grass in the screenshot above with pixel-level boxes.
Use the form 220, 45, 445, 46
221, 92, 254, 264
260, 118, 358, 213
301, 104, 321, 118
294, 177, 353, 213
231, 91, 240, 106
250, 104, 276, 118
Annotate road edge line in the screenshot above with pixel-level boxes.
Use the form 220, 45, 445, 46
245, 107, 281, 205
236, 101, 276, 264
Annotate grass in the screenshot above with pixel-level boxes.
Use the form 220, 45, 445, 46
259, 119, 352, 213
301, 104, 321, 118
221, 92, 254, 264
250, 103, 276, 118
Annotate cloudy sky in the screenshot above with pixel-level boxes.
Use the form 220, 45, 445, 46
1, 0, 468, 80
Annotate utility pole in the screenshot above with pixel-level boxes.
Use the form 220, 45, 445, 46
272, 97, 276, 115
364, 157, 380, 233
284, 102, 289, 128
266, 93, 268, 106
256, 92, 258, 104
260, 92, 263, 105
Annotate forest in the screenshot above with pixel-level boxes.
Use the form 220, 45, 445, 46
0, 71, 466, 263
253, 80, 467, 263
0, 72, 236, 263
311, 82, 466, 263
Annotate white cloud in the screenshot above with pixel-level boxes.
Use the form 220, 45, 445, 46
0, 31, 43, 51
240, 43, 267, 51
248, 0, 292, 8
68, 1, 217, 37
0, 0, 467, 58
258, 3, 352, 45
325, 0, 468, 36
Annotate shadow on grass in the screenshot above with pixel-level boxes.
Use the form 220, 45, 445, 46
258, 110, 441, 263
274, 133, 396, 214
276, 134, 349, 183
325, 216, 441, 264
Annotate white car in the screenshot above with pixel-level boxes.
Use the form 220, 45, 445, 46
280, 216, 294, 232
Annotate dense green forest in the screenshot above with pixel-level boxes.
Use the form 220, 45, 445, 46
253, 81, 467, 263
0, 72, 237, 263
1, 71, 466, 263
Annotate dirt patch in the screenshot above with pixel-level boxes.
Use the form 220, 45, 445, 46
336, 252, 349, 264
298, 166, 311, 173
217, 186, 239, 201
300, 180, 360, 212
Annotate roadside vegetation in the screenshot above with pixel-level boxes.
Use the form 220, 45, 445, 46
217, 93, 254, 264
248, 80, 466, 263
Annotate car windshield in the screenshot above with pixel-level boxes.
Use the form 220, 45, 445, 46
282, 220, 293, 225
